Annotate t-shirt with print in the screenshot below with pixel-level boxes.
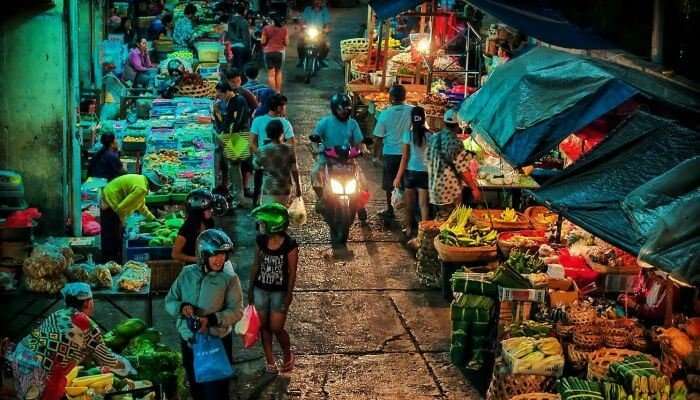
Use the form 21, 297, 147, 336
253, 143, 298, 196
254, 233, 298, 291
313, 115, 364, 150
401, 131, 430, 172
251, 114, 295, 145
373, 104, 413, 156
426, 130, 471, 206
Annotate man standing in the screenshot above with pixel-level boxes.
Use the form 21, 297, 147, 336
426, 109, 481, 219
242, 62, 273, 101
298, 0, 331, 68
224, 68, 259, 117
227, 3, 252, 69
373, 84, 413, 220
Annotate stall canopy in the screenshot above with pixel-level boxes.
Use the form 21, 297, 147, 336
459, 47, 637, 167
530, 111, 700, 285
369, 0, 424, 20
467, 0, 613, 49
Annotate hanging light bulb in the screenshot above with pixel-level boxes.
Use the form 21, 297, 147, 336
417, 38, 431, 55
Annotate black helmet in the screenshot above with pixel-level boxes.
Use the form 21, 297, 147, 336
185, 189, 213, 214
211, 194, 229, 217
196, 229, 234, 270
167, 59, 184, 77
330, 93, 352, 122
389, 84, 406, 103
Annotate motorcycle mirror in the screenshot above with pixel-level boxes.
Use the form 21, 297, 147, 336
309, 134, 322, 143
362, 137, 374, 146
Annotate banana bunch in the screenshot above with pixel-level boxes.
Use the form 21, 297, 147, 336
497, 207, 518, 223
439, 225, 498, 247
535, 337, 563, 356
501, 337, 536, 358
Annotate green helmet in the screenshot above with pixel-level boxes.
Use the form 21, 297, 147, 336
251, 202, 289, 234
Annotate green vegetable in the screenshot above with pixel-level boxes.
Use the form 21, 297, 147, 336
140, 222, 162, 233
136, 327, 162, 344
165, 218, 184, 229
492, 263, 532, 289
114, 318, 147, 339
504, 250, 545, 274
103, 331, 129, 351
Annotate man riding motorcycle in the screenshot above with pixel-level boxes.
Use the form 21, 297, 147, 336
310, 93, 368, 219
297, 0, 331, 68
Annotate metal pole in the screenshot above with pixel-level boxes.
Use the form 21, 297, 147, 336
651, 0, 664, 64
380, 20, 390, 89
68, 0, 82, 237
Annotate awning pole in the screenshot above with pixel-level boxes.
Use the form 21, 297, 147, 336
380, 19, 390, 89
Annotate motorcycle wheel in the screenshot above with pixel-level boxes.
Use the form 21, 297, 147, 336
304, 56, 317, 84
328, 203, 354, 246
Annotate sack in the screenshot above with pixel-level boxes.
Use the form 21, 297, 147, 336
234, 305, 261, 348
219, 132, 251, 162
288, 197, 307, 226
193, 334, 234, 383
391, 188, 405, 210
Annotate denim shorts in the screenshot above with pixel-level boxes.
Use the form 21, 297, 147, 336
253, 287, 287, 315
404, 170, 428, 190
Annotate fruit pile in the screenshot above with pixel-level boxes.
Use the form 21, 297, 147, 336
438, 206, 498, 247
144, 150, 183, 168
139, 212, 185, 247
503, 249, 546, 274
501, 336, 565, 375
497, 208, 518, 223
123, 135, 146, 143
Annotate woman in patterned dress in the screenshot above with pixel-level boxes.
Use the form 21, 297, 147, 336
10, 283, 133, 400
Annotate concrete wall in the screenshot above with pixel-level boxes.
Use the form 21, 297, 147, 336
0, 1, 70, 232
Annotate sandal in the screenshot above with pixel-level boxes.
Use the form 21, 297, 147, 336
281, 353, 295, 373
265, 363, 279, 374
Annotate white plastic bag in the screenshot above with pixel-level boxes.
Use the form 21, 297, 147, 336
288, 197, 307, 226
391, 188, 405, 210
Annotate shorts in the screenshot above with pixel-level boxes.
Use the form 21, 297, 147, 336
253, 287, 287, 316
404, 170, 428, 190
264, 51, 283, 70
382, 155, 403, 192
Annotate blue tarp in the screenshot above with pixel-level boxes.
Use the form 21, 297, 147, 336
529, 111, 700, 285
467, 0, 614, 49
369, 0, 424, 21
459, 47, 637, 167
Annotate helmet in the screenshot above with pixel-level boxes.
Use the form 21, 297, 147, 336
196, 229, 235, 270
443, 109, 459, 125
330, 93, 353, 122
251, 202, 289, 234
167, 59, 184, 77
185, 189, 213, 214
389, 84, 406, 103
143, 170, 166, 190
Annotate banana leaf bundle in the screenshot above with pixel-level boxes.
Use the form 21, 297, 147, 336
558, 377, 604, 400
451, 271, 497, 296
492, 263, 532, 289
609, 355, 670, 397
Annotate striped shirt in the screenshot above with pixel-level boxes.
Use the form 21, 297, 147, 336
243, 79, 271, 101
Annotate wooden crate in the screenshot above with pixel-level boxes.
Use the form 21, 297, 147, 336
147, 259, 184, 293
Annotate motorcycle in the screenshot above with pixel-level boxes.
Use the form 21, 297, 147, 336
249, 13, 271, 61
310, 135, 371, 247
302, 25, 323, 84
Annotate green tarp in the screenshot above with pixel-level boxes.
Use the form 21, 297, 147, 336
529, 111, 700, 285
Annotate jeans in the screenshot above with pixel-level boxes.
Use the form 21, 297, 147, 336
226, 159, 244, 205
100, 207, 122, 262
134, 69, 157, 88
181, 334, 233, 400
231, 45, 251, 69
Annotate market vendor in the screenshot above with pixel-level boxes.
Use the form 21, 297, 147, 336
100, 172, 163, 262
171, 189, 216, 264
88, 132, 125, 182
10, 283, 135, 400
123, 38, 157, 88
173, 3, 197, 48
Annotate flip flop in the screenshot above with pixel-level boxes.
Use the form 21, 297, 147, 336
265, 363, 279, 374
281, 353, 295, 373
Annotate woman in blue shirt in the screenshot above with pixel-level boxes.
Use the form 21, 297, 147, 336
393, 106, 431, 240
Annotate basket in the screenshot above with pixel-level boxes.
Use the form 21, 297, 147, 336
471, 209, 532, 231
147, 259, 184, 293
566, 304, 597, 326
556, 323, 574, 339
340, 38, 369, 62
486, 363, 555, 400
350, 58, 371, 81
433, 236, 497, 263
574, 325, 603, 351
194, 42, 221, 63
511, 393, 560, 400
524, 206, 558, 230
586, 348, 660, 381
417, 103, 447, 117
153, 39, 175, 53
175, 81, 216, 98
567, 344, 594, 371
496, 230, 546, 257
630, 336, 650, 352
137, 16, 156, 29
659, 339, 683, 377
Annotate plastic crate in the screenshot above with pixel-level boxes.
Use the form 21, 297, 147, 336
196, 63, 220, 80
146, 194, 171, 205
124, 241, 172, 263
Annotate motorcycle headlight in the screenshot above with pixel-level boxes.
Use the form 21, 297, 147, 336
345, 179, 357, 195
307, 27, 320, 39
330, 178, 344, 194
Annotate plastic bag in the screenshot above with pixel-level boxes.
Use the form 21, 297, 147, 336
391, 188, 405, 210
288, 197, 307, 226
558, 248, 599, 289
193, 333, 234, 383
234, 305, 261, 348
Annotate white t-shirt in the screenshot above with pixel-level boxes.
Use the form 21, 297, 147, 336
251, 114, 295, 145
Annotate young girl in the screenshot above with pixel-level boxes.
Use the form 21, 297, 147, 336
249, 203, 298, 374
393, 106, 431, 241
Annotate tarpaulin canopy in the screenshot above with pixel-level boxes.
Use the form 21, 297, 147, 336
369, 0, 424, 21
459, 46, 637, 167
467, 0, 614, 49
530, 111, 700, 285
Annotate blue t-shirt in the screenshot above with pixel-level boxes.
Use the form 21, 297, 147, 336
302, 6, 331, 27
402, 131, 430, 172
313, 115, 363, 149
251, 114, 295, 145
373, 104, 413, 156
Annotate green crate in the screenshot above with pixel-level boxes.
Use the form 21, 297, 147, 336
146, 194, 171, 205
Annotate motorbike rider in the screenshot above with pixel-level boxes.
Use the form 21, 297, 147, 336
297, 0, 331, 68
310, 93, 367, 216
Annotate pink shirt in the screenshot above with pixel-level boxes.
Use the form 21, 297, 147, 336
128, 48, 153, 72
262, 25, 288, 53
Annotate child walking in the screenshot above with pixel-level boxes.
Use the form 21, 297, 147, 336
249, 202, 298, 374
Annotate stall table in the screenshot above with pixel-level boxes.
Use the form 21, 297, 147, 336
477, 176, 539, 210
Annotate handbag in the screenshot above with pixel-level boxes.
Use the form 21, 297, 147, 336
218, 131, 251, 162
192, 333, 234, 383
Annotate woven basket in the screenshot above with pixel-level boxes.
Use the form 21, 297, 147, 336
556, 323, 574, 339
604, 335, 630, 349
471, 209, 532, 231
567, 344, 593, 371
340, 38, 369, 62
496, 230, 547, 257
524, 206, 558, 230
147, 259, 184, 293
574, 325, 603, 351
511, 393, 560, 400
566, 305, 596, 326
660, 339, 684, 377
630, 336, 650, 352
417, 102, 447, 117
586, 348, 660, 381
486, 364, 555, 400
175, 81, 216, 98
433, 236, 498, 263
